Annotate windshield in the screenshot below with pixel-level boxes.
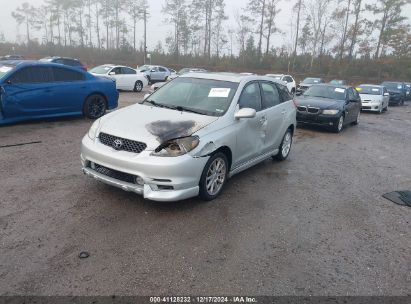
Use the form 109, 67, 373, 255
330, 80, 345, 85
0, 64, 15, 80
357, 86, 382, 95
138, 65, 152, 72
302, 78, 322, 84
304, 85, 346, 100
382, 82, 403, 90
89, 65, 112, 74
144, 77, 239, 117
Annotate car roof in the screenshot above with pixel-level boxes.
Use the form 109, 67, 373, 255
359, 84, 384, 88
179, 72, 285, 84
0, 60, 85, 71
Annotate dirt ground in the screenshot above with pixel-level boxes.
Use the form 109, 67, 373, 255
0, 91, 410, 296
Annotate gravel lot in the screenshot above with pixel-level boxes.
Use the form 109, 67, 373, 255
1, 90, 410, 296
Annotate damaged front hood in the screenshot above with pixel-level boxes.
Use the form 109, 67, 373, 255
99, 104, 219, 150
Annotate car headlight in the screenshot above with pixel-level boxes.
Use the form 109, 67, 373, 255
151, 136, 200, 157
88, 119, 101, 140
322, 109, 339, 115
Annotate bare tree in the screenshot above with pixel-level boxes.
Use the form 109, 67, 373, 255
264, 0, 281, 55
12, 2, 36, 44
367, 0, 410, 59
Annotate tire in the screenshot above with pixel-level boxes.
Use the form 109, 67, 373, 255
333, 115, 344, 133
352, 111, 360, 125
83, 94, 107, 119
199, 152, 229, 201
274, 129, 293, 161
133, 81, 143, 92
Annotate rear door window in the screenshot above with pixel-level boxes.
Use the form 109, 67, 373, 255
52, 67, 85, 82
121, 67, 136, 74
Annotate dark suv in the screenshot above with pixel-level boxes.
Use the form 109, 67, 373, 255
381, 82, 406, 106
39, 57, 87, 71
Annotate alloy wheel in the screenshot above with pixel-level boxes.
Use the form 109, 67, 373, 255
205, 157, 227, 196
281, 132, 292, 158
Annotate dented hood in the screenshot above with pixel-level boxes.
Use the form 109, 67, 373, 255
99, 104, 219, 150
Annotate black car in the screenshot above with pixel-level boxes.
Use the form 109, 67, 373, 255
296, 77, 325, 95
381, 81, 406, 106
39, 56, 87, 71
295, 84, 362, 133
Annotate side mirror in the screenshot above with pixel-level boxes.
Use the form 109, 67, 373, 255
384, 92, 389, 96
6, 80, 12, 85
151, 69, 156, 72
235, 108, 257, 119
108, 72, 116, 75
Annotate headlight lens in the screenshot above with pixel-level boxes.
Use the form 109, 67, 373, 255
88, 119, 101, 140
322, 109, 339, 115
151, 136, 200, 157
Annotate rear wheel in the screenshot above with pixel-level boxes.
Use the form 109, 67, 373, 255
274, 129, 293, 161
83, 94, 107, 119
133, 81, 143, 92
199, 152, 228, 201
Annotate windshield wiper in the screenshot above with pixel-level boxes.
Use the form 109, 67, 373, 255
173, 105, 206, 115
144, 99, 163, 107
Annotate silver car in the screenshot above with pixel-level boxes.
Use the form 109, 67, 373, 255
357, 84, 390, 113
81, 73, 297, 202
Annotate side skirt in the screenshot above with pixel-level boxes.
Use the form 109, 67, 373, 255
229, 149, 279, 178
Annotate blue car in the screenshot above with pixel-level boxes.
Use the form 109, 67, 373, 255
0, 61, 118, 125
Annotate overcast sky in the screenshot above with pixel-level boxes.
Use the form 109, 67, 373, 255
0, 0, 410, 52
0, 0, 295, 51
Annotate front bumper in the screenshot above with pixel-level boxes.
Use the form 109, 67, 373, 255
389, 95, 402, 104
297, 112, 340, 127
361, 102, 381, 112
81, 135, 209, 202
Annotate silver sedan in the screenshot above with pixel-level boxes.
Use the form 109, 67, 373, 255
81, 73, 297, 202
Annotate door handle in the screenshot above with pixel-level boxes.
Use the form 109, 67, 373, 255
44, 89, 52, 93
281, 110, 287, 115
259, 117, 267, 124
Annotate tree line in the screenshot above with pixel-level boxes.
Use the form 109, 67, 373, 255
5, 0, 411, 79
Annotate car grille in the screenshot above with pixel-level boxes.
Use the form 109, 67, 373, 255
90, 163, 136, 184
99, 133, 147, 154
307, 107, 320, 114
297, 106, 320, 114
362, 106, 372, 110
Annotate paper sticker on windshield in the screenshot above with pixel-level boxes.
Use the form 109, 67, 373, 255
209, 88, 231, 98
397, 85, 402, 89
0, 66, 12, 73
356, 87, 362, 91
372, 88, 379, 92
335, 88, 345, 93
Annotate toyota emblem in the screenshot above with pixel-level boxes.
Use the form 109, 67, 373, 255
113, 139, 123, 150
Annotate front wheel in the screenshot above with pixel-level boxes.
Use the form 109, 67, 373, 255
199, 152, 228, 201
83, 94, 107, 119
352, 111, 360, 125
274, 129, 293, 161
133, 81, 143, 92
333, 115, 345, 133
